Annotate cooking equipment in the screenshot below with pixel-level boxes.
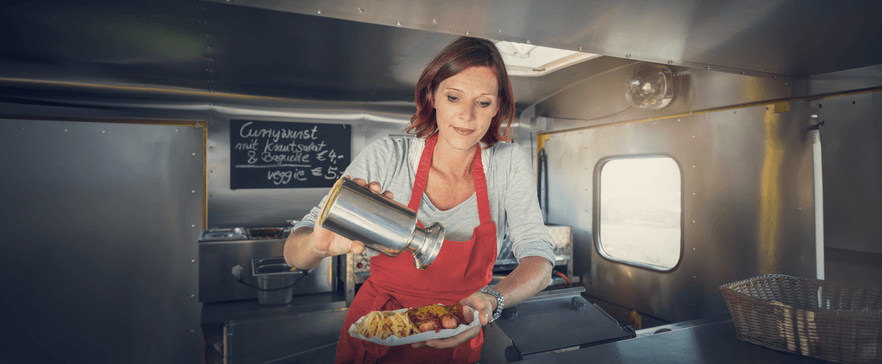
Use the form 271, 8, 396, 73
251, 257, 308, 305
198, 227, 335, 303
319, 177, 444, 270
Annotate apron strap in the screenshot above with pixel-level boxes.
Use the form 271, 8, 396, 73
472, 144, 492, 225
408, 134, 437, 211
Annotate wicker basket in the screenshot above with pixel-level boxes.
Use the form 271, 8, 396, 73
720, 274, 882, 363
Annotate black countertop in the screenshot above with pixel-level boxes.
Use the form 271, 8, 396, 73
516, 318, 833, 364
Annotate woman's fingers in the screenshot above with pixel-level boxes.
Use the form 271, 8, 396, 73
344, 177, 397, 204
424, 326, 480, 349
460, 292, 494, 325
368, 181, 382, 193
349, 240, 365, 255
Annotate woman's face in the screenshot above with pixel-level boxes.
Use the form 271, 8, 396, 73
432, 66, 500, 152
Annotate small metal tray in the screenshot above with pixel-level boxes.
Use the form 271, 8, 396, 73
198, 227, 247, 242
252, 257, 302, 276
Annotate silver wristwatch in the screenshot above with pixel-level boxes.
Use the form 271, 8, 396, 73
479, 287, 505, 322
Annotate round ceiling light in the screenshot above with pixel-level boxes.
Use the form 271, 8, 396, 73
625, 65, 674, 110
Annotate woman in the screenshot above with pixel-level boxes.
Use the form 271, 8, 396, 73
284, 36, 554, 363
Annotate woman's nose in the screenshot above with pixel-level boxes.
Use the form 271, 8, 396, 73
457, 103, 476, 122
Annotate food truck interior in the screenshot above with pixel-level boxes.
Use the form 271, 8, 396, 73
2, 0, 881, 363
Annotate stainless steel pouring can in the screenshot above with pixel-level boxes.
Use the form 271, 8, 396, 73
318, 178, 444, 270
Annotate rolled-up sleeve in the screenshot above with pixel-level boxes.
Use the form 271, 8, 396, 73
503, 144, 556, 266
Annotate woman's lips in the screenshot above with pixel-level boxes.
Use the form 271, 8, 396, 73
452, 126, 474, 136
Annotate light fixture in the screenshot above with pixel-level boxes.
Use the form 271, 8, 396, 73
494, 41, 600, 77
625, 65, 674, 110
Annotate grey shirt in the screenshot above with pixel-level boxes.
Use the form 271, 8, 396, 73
294, 135, 555, 265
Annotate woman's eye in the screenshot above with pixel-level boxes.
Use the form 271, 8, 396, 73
479, 101, 491, 107
447, 95, 459, 102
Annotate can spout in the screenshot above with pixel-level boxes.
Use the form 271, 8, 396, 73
410, 222, 445, 270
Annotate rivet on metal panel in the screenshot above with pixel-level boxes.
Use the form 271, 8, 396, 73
191, 190, 195, 193
357, 8, 363, 13
317, 10, 322, 15
578, 47, 583, 51
774, 101, 790, 113
625, 54, 631, 58
191, 294, 195, 298
191, 259, 196, 263
498, 29, 503, 33
692, 192, 696, 196
734, 111, 737, 114
526, 40, 531, 44
396, 21, 402, 27
692, 135, 695, 138
799, 207, 802, 210
706, 66, 711, 70
704, 115, 708, 118
465, 31, 470, 35
209, 170, 213, 173
191, 329, 195, 333
693, 276, 696, 279
668, 60, 673, 64
191, 224, 196, 228
64, 129, 68, 133
741, 71, 745, 74
692, 165, 695, 168
176, 129, 179, 132
101, 130, 106, 134
192, 153, 196, 156
693, 248, 696, 251
677, 119, 681, 122
692, 220, 696, 224
432, 19, 437, 24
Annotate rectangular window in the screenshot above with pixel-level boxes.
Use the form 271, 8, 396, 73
597, 156, 682, 270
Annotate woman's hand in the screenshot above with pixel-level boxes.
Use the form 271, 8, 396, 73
410, 292, 495, 349
309, 176, 395, 258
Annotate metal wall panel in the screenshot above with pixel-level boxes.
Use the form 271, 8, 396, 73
0, 118, 204, 363
541, 104, 818, 323
815, 92, 882, 254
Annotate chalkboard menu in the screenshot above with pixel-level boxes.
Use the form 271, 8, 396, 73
230, 119, 351, 189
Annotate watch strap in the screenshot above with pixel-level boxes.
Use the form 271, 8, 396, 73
479, 287, 505, 322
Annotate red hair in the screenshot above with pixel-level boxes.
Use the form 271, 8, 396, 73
406, 36, 515, 148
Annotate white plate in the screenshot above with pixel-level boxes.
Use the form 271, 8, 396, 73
348, 306, 481, 346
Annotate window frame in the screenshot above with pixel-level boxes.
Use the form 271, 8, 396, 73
593, 153, 685, 272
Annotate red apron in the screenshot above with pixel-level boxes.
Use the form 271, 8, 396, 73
335, 134, 497, 364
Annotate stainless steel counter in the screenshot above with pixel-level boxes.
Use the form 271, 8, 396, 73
203, 292, 349, 364
516, 318, 832, 364
201, 291, 347, 324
